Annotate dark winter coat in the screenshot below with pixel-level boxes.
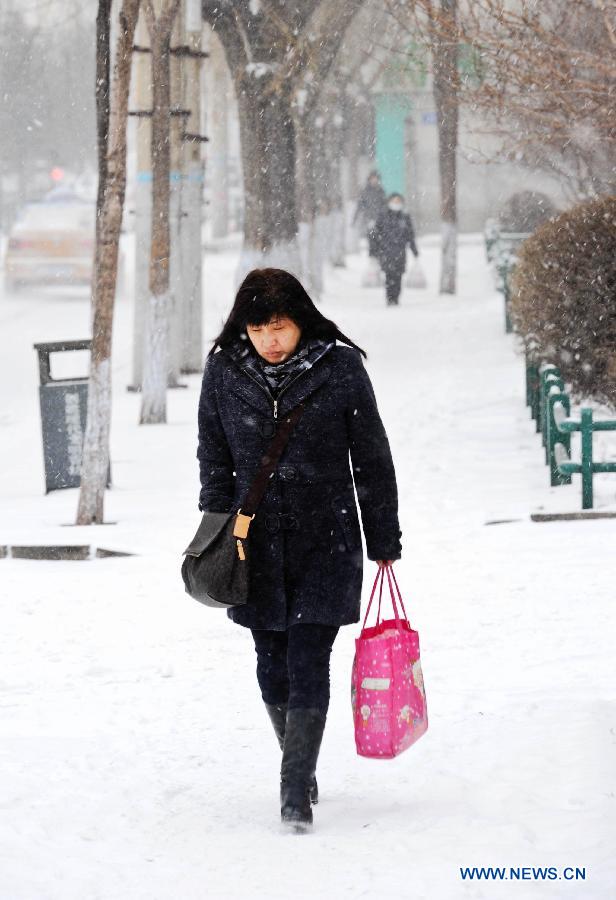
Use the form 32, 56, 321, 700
196, 343, 402, 631
373, 209, 418, 273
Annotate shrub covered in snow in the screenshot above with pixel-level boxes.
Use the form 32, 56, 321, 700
498, 191, 559, 233
511, 195, 616, 408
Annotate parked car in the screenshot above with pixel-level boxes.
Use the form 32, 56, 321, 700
4, 197, 95, 291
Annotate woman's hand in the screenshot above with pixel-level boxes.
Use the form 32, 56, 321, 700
376, 560, 395, 568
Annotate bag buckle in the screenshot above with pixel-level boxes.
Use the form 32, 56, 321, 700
233, 510, 254, 539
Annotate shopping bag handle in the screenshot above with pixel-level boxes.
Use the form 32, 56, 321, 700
375, 566, 384, 624
386, 565, 409, 623
362, 568, 384, 630
362, 565, 407, 630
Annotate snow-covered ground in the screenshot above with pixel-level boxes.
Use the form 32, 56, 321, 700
1, 239, 615, 899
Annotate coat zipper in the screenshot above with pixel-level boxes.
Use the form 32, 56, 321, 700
239, 345, 333, 421
241, 367, 275, 413
241, 366, 304, 422
272, 368, 313, 419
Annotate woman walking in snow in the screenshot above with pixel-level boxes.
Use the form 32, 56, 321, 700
196, 268, 402, 832
373, 193, 419, 306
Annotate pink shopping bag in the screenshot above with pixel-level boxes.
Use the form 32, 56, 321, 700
352, 566, 428, 759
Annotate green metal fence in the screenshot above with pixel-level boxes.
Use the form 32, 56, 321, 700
525, 359, 616, 509
485, 225, 531, 334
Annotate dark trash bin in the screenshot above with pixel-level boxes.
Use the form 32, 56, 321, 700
33, 339, 110, 493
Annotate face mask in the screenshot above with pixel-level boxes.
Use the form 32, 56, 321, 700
388, 201, 403, 212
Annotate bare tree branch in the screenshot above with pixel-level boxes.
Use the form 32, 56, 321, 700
391, 0, 616, 196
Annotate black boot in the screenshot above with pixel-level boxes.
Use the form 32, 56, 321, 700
280, 708, 326, 833
264, 702, 286, 750
264, 702, 318, 804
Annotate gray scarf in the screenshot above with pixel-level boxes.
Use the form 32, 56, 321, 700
226, 337, 334, 398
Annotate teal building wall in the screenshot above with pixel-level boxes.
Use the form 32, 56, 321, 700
374, 94, 412, 197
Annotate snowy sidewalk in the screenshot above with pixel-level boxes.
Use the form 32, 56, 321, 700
1, 242, 615, 899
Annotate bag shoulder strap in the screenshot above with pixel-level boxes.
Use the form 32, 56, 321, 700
240, 403, 305, 517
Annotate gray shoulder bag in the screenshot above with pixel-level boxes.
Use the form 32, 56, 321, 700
181, 403, 305, 609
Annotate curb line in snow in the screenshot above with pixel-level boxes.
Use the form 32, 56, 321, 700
531, 511, 616, 522
0, 545, 135, 561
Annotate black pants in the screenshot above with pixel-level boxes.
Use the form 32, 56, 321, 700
385, 268, 403, 304
251, 624, 339, 715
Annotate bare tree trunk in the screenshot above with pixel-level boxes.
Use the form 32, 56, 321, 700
235, 73, 301, 282
294, 105, 319, 294
139, 0, 180, 425
180, 10, 205, 373
294, 91, 344, 296
311, 113, 330, 296
76, 0, 140, 526
433, 0, 458, 294
92, 0, 111, 304
208, 31, 230, 239
324, 94, 346, 267
343, 93, 364, 254
167, 10, 184, 388
203, 1, 365, 286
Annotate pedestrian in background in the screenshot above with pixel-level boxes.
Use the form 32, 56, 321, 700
353, 171, 387, 286
353, 171, 387, 257
373, 193, 419, 306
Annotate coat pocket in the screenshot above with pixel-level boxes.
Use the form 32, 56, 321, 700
331, 495, 362, 552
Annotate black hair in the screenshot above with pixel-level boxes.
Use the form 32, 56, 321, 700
209, 267, 367, 358
388, 192, 404, 202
